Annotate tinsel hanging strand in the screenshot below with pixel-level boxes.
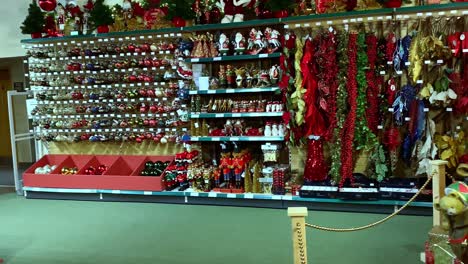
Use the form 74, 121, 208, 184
354, 33, 377, 151
339, 32, 358, 186
329, 31, 349, 184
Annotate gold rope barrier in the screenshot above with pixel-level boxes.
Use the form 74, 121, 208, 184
287, 160, 448, 264
304, 174, 433, 232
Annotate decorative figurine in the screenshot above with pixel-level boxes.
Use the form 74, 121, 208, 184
264, 27, 281, 53
219, 143, 233, 188
434, 182, 468, 263
218, 33, 230, 56
226, 65, 235, 88
213, 168, 222, 187
57, 3, 66, 34
235, 67, 246, 88
232, 144, 245, 189
216, 0, 252, 23
219, 65, 227, 88
269, 65, 280, 84
233, 32, 246, 55
247, 28, 265, 55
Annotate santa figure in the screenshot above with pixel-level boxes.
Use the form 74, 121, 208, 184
216, 0, 252, 23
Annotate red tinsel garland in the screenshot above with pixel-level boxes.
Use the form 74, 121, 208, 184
365, 34, 380, 134
384, 127, 401, 151
339, 33, 358, 186
322, 32, 338, 140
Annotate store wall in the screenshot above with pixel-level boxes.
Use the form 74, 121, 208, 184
0, 57, 33, 163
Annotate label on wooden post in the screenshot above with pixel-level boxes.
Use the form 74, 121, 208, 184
288, 207, 308, 264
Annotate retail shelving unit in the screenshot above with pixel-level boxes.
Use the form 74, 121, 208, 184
17, 2, 468, 214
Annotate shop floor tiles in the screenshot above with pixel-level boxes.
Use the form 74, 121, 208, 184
0, 190, 431, 264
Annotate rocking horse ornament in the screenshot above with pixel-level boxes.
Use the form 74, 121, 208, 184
247, 28, 265, 55
216, 0, 252, 23
264, 27, 281, 53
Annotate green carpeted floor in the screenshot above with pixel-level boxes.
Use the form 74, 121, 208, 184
0, 190, 430, 264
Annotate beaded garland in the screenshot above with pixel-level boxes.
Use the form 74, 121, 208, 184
339, 32, 358, 186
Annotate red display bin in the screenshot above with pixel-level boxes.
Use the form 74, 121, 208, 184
23, 155, 94, 189
23, 155, 175, 192
23, 154, 69, 177
78, 155, 120, 175
92, 155, 172, 191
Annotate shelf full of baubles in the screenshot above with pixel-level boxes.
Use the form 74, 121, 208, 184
20, 3, 468, 204
21, 24, 295, 197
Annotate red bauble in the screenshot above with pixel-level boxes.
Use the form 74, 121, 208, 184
38, 0, 57, 12
97, 25, 109, 34
273, 10, 288, 18
149, 105, 157, 113
261, 9, 273, 19
127, 44, 136, 53
139, 89, 147, 97
149, 119, 157, 127
84, 167, 95, 175
384, 0, 402, 8
172, 17, 186, 27
210, 7, 221, 23
136, 137, 143, 143
128, 75, 137, 82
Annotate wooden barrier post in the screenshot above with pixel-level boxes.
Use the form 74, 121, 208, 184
288, 207, 308, 264
431, 160, 448, 227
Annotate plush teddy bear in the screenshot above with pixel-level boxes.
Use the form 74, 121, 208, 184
216, 0, 252, 23
434, 182, 468, 263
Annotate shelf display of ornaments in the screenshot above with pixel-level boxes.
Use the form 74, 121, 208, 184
19, 0, 468, 208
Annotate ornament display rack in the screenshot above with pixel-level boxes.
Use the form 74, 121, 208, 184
18, 2, 468, 214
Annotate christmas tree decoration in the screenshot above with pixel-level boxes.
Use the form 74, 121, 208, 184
21, 0, 46, 38
159, 0, 196, 27
264, 0, 294, 18
252, 162, 262, 193
90, 0, 115, 33
244, 161, 253, 193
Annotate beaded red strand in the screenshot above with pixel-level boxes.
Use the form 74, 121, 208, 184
339, 33, 358, 187
365, 34, 380, 134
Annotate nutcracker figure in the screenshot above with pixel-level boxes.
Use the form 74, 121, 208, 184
219, 143, 233, 188
232, 144, 245, 189
213, 168, 222, 187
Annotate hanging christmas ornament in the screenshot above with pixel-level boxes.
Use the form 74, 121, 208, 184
38, 0, 57, 12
